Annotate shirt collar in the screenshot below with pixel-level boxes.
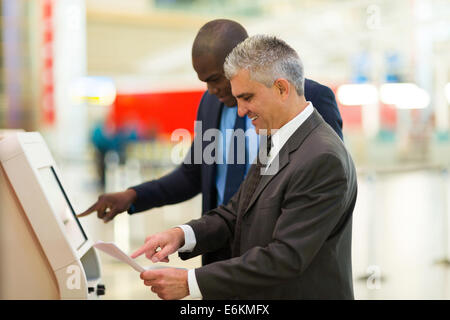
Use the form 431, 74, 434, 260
266, 102, 314, 167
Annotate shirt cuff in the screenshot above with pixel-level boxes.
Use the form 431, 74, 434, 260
177, 225, 196, 252
187, 269, 202, 299
127, 204, 136, 214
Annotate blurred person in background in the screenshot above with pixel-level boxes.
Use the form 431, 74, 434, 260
78, 19, 343, 267
91, 121, 138, 190
131, 35, 357, 299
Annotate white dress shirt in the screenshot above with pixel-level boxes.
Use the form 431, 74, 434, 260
178, 102, 315, 299
265, 102, 314, 172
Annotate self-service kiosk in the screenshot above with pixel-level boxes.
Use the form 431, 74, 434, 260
0, 131, 104, 299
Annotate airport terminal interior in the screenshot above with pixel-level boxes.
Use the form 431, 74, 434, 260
1, 0, 450, 299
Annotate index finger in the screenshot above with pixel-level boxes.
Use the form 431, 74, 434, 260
130, 240, 158, 259
76, 202, 99, 218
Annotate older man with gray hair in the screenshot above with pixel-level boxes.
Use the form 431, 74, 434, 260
132, 35, 358, 300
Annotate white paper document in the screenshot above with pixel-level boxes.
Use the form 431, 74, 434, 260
93, 241, 146, 272
93, 240, 187, 273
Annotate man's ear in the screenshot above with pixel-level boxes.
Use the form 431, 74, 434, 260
274, 78, 290, 99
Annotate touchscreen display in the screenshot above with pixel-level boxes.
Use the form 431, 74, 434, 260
38, 166, 87, 250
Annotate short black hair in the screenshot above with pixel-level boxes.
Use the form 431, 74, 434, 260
192, 19, 248, 63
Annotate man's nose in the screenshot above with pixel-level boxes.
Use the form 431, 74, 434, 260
237, 104, 247, 118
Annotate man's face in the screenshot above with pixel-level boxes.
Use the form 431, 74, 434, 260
231, 69, 282, 135
193, 54, 237, 107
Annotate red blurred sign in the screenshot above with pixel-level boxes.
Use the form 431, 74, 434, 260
109, 90, 204, 139
41, 0, 54, 125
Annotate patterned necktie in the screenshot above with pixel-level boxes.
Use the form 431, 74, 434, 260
232, 135, 272, 257
223, 114, 247, 204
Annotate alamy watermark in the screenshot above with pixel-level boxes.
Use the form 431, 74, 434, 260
366, 265, 382, 290
366, 4, 381, 30
66, 264, 81, 290
170, 121, 280, 175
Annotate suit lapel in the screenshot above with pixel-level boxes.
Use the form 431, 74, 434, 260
242, 151, 288, 215
242, 110, 323, 215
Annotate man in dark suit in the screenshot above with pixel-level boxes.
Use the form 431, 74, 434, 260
78, 19, 343, 266
131, 35, 357, 300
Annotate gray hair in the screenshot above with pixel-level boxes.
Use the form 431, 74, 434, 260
224, 35, 305, 96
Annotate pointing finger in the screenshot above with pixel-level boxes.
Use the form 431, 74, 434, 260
130, 245, 148, 259
76, 202, 99, 218
131, 240, 159, 259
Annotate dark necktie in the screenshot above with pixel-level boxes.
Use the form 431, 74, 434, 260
223, 114, 247, 204
232, 135, 272, 257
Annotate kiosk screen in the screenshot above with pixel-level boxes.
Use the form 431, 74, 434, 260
38, 166, 87, 250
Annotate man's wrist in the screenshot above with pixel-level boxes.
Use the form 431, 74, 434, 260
173, 227, 186, 248
126, 188, 137, 203
125, 189, 138, 213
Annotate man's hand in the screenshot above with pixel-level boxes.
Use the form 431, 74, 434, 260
140, 268, 189, 300
130, 228, 185, 263
77, 189, 137, 223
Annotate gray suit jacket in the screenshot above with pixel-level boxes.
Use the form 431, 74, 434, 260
179, 110, 357, 299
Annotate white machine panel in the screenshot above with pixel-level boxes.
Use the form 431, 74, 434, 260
0, 131, 104, 299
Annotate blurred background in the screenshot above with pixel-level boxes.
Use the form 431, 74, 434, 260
1, 0, 450, 299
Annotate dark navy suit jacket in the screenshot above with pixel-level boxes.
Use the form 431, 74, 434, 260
129, 78, 343, 265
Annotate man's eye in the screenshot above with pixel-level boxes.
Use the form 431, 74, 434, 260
244, 96, 252, 101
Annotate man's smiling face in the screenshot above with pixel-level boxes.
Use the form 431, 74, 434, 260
231, 69, 283, 135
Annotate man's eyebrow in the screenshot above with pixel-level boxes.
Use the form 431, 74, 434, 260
236, 93, 252, 99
